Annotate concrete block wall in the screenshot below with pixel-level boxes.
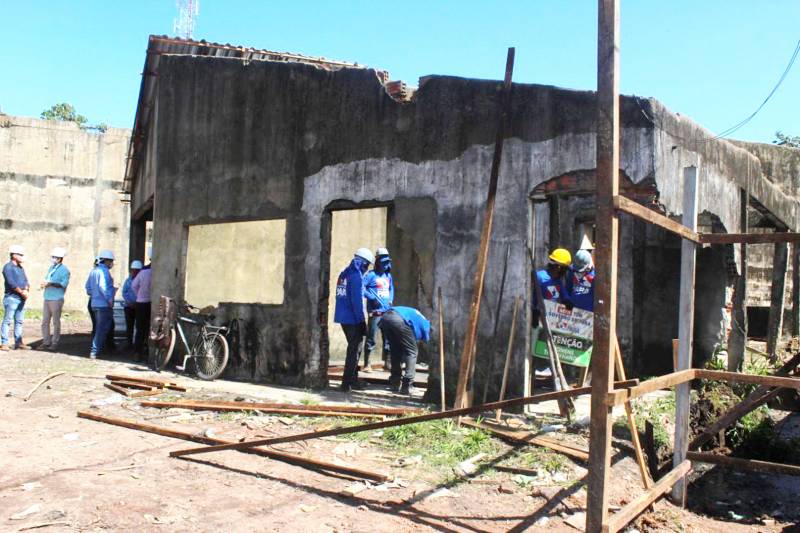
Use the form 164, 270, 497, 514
0, 114, 131, 312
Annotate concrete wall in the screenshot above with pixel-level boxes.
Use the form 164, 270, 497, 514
138, 54, 800, 396
0, 114, 130, 312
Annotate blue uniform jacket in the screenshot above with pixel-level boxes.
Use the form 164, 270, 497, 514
391, 306, 431, 342
565, 267, 595, 311
122, 277, 137, 306
364, 271, 394, 314
85, 264, 115, 308
334, 260, 366, 325
44, 263, 70, 301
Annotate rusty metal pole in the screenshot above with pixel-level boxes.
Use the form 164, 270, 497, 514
453, 48, 515, 409
586, 0, 620, 531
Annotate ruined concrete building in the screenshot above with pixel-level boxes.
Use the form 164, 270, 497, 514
125, 36, 800, 399
1, 114, 131, 311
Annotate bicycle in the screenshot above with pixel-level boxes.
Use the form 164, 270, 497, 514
150, 296, 230, 380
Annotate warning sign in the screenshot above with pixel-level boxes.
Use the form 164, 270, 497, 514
533, 300, 593, 368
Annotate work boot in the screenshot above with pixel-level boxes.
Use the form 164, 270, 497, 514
340, 381, 368, 393
398, 382, 416, 396
386, 378, 401, 392
15, 343, 31, 350
0, 344, 9, 352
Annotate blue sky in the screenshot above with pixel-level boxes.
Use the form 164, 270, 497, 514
0, 1, 797, 144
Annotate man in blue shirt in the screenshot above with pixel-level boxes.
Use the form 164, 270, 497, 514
532, 247, 571, 326
378, 306, 431, 395
362, 247, 394, 373
1, 244, 31, 351
333, 248, 374, 392
40, 247, 70, 350
565, 250, 595, 312
85, 249, 116, 359
122, 260, 143, 349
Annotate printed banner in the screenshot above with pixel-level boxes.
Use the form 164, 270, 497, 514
533, 300, 593, 368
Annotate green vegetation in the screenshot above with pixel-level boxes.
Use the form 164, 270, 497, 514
774, 131, 800, 148
40, 103, 107, 132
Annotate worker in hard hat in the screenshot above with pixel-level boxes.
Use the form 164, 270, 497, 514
333, 248, 375, 392
131, 247, 153, 362
566, 249, 596, 312
1, 245, 31, 351
122, 260, 143, 350
40, 247, 71, 350
362, 247, 394, 373
378, 306, 430, 395
85, 249, 116, 359
532, 248, 571, 326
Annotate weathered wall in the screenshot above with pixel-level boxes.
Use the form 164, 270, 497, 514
0, 114, 130, 312
142, 54, 800, 396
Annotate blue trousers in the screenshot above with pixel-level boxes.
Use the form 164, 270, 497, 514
1, 295, 25, 346
363, 314, 390, 366
91, 306, 114, 356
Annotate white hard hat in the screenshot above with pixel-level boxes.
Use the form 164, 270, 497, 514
376, 247, 389, 257
354, 247, 375, 264
51, 247, 67, 258
98, 249, 115, 261
8, 244, 24, 255
130, 260, 144, 269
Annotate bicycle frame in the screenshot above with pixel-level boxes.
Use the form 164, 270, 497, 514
174, 315, 228, 370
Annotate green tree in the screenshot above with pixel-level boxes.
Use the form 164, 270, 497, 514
774, 131, 800, 148
41, 103, 88, 128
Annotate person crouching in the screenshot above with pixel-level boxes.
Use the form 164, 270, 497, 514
378, 306, 431, 395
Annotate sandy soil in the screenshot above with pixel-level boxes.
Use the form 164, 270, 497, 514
0, 320, 795, 532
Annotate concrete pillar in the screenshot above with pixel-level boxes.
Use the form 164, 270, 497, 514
766, 238, 789, 358
727, 188, 748, 371
129, 217, 147, 264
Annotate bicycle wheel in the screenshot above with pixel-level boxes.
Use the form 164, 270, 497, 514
192, 332, 229, 380
153, 327, 176, 372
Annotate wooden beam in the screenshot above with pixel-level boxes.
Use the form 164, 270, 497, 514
606, 369, 697, 406
495, 296, 521, 420
105, 374, 186, 392
77, 410, 388, 482
460, 418, 589, 462
766, 238, 789, 358
613, 196, 700, 243
138, 402, 383, 418
168, 387, 592, 458
586, 0, 620, 530
695, 369, 800, 389
699, 232, 800, 245
672, 165, 698, 505
438, 287, 447, 412
110, 380, 157, 391
614, 337, 652, 489
603, 460, 692, 533
140, 399, 421, 416
687, 451, 800, 476
453, 47, 515, 409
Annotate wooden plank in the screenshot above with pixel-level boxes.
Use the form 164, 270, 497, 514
140, 400, 421, 416
606, 370, 697, 406
327, 373, 428, 389
603, 460, 692, 533
672, 165, 698, 505
110, 380, 158, 391
613, 196, 700, 244
105, 374, 186, 392
686, 451, 800, 476
699, 232, 800, 245
77, 410, 388, 482
727, 188, 748, 371
614, 337, 652, 489
694, 369, 800, 390
690, 350, 800, 450
453, 47, 515, 409
104, 383, 133, 397
461, 418, 589, 462
587, 2, 620, 530
168, 387, 592, 458
438, 287, 446, 412
766, 238, 789, 358
138, 401, 382, 418
495, 296, 521, 420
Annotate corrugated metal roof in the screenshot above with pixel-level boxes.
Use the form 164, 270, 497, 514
123, 35, 376, 196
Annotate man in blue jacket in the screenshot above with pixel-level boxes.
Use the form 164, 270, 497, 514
85, 249, 116, 359
565, 249, 595, 312
333, 248, 374, 392
378, 306, 431, 395
1, 244, 31, 351
121, 260, 143, 349
362, 247, 394, 373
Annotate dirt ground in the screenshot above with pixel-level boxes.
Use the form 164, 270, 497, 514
0, 319, 797, 532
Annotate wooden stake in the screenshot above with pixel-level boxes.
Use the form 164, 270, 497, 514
671, 165, 698, 505
586, 1, 620, 530
77, 410, 388, 482
453, 48, 515, 409
482, 243, 512, 404
614, 337, 652, 488
438, 287, 446, 412
495, 296, 521, 420
169, 387, 591, 458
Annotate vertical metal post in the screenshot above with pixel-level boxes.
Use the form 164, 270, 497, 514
585, 0, 620, 530
671, 165, 698, 504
